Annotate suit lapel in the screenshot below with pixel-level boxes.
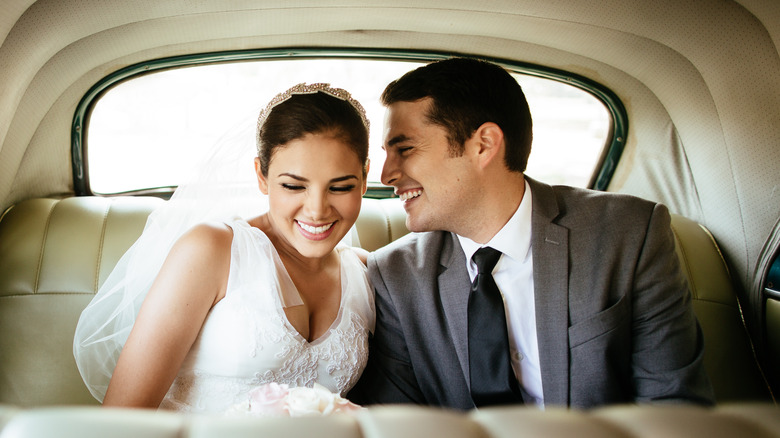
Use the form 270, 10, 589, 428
433, 178, 572, 405
437, 233, 472, 382
528, 178, 571, 406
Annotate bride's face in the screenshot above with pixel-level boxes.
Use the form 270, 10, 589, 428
256, 132, 367, 260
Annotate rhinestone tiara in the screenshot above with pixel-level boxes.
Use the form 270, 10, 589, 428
256, 83, 370, 152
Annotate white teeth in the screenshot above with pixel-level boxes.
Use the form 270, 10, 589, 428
297, 221, 334, 234
400, 189, 422, 201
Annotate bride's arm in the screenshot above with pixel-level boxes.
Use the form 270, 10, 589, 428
102, 223, 233, 408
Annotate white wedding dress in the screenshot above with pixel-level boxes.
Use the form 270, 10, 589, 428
155, 219, 373, 413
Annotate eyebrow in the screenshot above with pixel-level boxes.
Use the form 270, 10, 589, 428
385, 134, 412, 149
278, 173, 359, 183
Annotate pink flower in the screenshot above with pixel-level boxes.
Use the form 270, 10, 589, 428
286, 384, 363, 416
247, 382, 290, 416
230, 382, 364, 417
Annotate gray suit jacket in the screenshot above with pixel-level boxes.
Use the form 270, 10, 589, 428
349, 178, 714, 409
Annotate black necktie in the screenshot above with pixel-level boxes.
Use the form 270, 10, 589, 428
468, 247, 523, 406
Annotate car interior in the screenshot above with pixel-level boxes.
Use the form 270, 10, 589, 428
0, 0, 779, 437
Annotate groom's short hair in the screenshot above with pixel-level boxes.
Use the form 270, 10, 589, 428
381, 57, 533, 173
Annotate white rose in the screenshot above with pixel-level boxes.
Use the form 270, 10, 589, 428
223, 399, 252, 417
286, 384, 337, 416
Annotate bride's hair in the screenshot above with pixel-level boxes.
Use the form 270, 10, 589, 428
257, 91, 370, 178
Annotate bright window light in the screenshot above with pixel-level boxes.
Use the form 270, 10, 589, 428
87, 58, 610, 194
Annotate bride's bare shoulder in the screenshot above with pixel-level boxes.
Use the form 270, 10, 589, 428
174, 222, 234, 255
352, 247, 369, 266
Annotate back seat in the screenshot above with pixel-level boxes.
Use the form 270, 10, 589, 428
669, 214, 772, 401
0, 403, 779, 438
0, 196, 773, 407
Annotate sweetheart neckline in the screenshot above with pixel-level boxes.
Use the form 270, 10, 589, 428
244, 223, 348, 345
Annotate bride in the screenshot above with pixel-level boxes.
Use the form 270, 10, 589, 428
73, 83, 374, 413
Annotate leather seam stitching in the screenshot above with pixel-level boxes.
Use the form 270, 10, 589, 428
0, 292, 95, 298
671, 224, 697, 299
34, 201, 58, 294
94, 201, 111, 292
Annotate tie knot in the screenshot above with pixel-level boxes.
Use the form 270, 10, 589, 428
472, 247, 502, 274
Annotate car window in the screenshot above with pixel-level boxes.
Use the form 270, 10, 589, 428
85, 57, 612, 195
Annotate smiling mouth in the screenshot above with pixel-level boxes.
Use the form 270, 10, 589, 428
399, 189, 422, 202
296, 221, 335, 235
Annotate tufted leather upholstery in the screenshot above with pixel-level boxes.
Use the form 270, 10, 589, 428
0, 197, 162, 406
0, 196, 774, 410
0, 403, 779, 438
670, 214, 773, 401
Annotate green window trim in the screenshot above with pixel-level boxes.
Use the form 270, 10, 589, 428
72, 48, 627, 199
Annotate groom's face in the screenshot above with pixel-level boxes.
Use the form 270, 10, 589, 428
381, 98, 478, 234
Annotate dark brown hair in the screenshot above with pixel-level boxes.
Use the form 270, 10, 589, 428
382, 58, 532, 172
257, 91, 369, 177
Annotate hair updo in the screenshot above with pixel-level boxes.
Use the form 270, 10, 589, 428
256, 91, 369, 177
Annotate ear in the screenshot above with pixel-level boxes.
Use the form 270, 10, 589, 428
362, 159, 370, 195
254, 157, 269, 195
471, 122, 504, 170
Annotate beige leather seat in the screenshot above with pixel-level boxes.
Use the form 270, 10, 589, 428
1, 403, 779, 438
0, 197, 773, 407
0, 197, 161, 406
670, 214, 773, 401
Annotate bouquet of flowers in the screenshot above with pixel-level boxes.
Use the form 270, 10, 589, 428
225, 382, 363, 417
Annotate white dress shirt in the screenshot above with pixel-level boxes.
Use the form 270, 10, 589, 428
457, 180, 543, 407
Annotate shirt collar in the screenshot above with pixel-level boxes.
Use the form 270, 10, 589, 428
458, 180, 533, 269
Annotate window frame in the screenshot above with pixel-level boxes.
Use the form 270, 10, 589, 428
72, 49, 627, 198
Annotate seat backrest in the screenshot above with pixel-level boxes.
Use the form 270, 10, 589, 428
0, 197, 161, 406
1, 404, 779, 438
670, 214, 773, 401
0, 197, 772, 405
0, 196, 409, 406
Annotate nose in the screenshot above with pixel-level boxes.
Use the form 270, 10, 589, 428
381, 153, 400, 186
304, 191, 331, 220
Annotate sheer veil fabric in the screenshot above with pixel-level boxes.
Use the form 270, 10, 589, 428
72, 111, 363, 402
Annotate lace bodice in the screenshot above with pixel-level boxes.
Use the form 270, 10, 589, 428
158, 220, 373, 414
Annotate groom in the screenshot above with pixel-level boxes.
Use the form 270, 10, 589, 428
349, 57, 713, 409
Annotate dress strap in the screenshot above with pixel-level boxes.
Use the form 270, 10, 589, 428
227, 219, 303, 308
338, 246, 375, 333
